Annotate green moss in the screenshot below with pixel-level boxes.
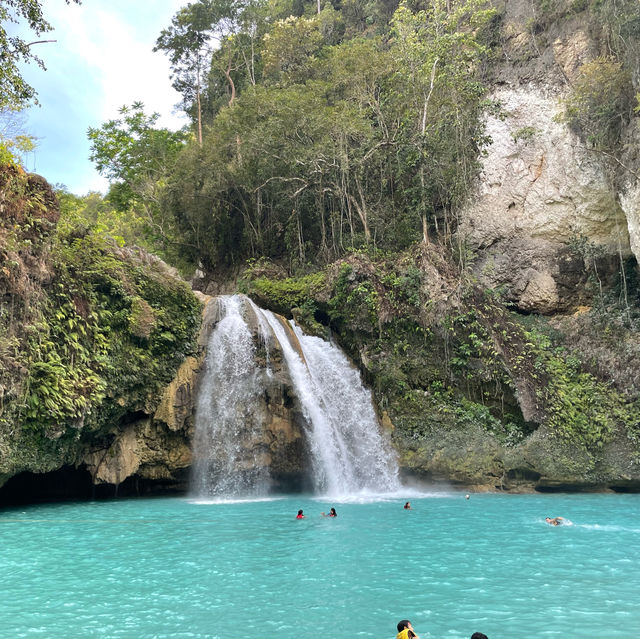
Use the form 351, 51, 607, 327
241, 271, 327, 316
529, 330, 640, 448
1, 217, 201, 442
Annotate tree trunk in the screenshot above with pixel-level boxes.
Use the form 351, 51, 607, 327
422, 215, 429, 244
196, 64, 203, 147
225, 56, 236, 106
348, 178, 371, 243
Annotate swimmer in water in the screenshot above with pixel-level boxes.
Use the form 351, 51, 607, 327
396, 619, 419, 639
296, 509, 305, 519
321, 507, 337, 517
465, 494, 470, 500
404, 502, 411, 509
545, 516, 565, 526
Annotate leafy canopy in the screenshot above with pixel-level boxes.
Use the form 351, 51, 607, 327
87, 102, 188, 211
0, 0, 81, 109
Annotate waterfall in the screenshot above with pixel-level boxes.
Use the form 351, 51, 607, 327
191, 296, 271, 498
191, 295, 400, 499
256, 306, 400, 497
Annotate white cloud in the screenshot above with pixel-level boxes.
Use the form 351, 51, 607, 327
20, 1, 189, 193
46, 0, 187, 129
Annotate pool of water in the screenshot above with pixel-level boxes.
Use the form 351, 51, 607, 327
0, 491, 638, 638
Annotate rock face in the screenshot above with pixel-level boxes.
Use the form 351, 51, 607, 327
619, 99, 640, 264
398, 419, 640, 493
79, 296, 308, 494
459, 87, 631, 313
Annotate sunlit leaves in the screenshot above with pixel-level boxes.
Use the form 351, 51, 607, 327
0, 0, 81, 109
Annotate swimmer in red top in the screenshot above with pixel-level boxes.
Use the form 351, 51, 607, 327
296, 509, 305, 519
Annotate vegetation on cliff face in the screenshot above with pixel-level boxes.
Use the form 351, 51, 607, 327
2, 0, 640, 492
0, 165, 201, 479
240, 247, 640, 486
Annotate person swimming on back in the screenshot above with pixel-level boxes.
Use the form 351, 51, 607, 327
296, 510, 305, 519
545, 516, 565, 526
321, 507, 337, 517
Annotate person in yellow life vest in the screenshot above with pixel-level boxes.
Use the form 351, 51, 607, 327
396, 619, 419, 639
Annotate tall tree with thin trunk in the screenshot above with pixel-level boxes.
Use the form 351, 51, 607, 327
154, 1, 221, 146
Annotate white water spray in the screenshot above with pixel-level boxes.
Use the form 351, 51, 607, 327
192, 295, 400, 498
191, 296, 271, 498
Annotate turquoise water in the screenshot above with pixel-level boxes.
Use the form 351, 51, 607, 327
1, 492, 638, 638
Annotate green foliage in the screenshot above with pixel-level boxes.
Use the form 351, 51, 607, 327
0, 106, 36, 166
382, 265, 421, 309
561, 57, 634, 150
262, 15, 322, 82
88, 102, 188, 211
155, 0, 266, 130
0, 185, 201, 438
86, 103, 199, 270
528, 330, 639, 448
589, 0, 640, 64
153, 0, 496, 271
0, 139, 17, 165
329, 263, 380, 331
241, 270, 326, 313
0, 0, 81, 109
154, 0, 221, 132
511, 126, 538, 144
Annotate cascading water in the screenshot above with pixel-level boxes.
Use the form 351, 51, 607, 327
191, 296, 271, 498
256, 305, 400, 497
192, 295, 400, 499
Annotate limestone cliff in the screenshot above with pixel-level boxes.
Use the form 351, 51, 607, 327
459, 1, 638, 313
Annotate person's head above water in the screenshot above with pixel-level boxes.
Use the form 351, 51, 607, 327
329, 507, 337, 516
297, 510, 303, 515
471, 633, 488, 639
404, 502, 411, 509
396, 620, 418, 638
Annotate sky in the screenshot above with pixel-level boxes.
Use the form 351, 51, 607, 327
14, 0, 188, 194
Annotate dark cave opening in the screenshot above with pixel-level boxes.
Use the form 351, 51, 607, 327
0, 466, 190, 506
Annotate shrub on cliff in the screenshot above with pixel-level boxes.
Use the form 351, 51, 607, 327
0, 168, 202, 454
561, 57, 634, 150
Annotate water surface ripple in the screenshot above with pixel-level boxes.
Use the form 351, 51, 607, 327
0, 493, 638, 638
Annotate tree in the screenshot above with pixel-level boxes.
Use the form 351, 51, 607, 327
159, 0, 498, 272
0, 0, 81, 109
390, 0, 495, 242
87, 102, 188, 252
155, 0, 250, 145
0, 105, 36, 163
